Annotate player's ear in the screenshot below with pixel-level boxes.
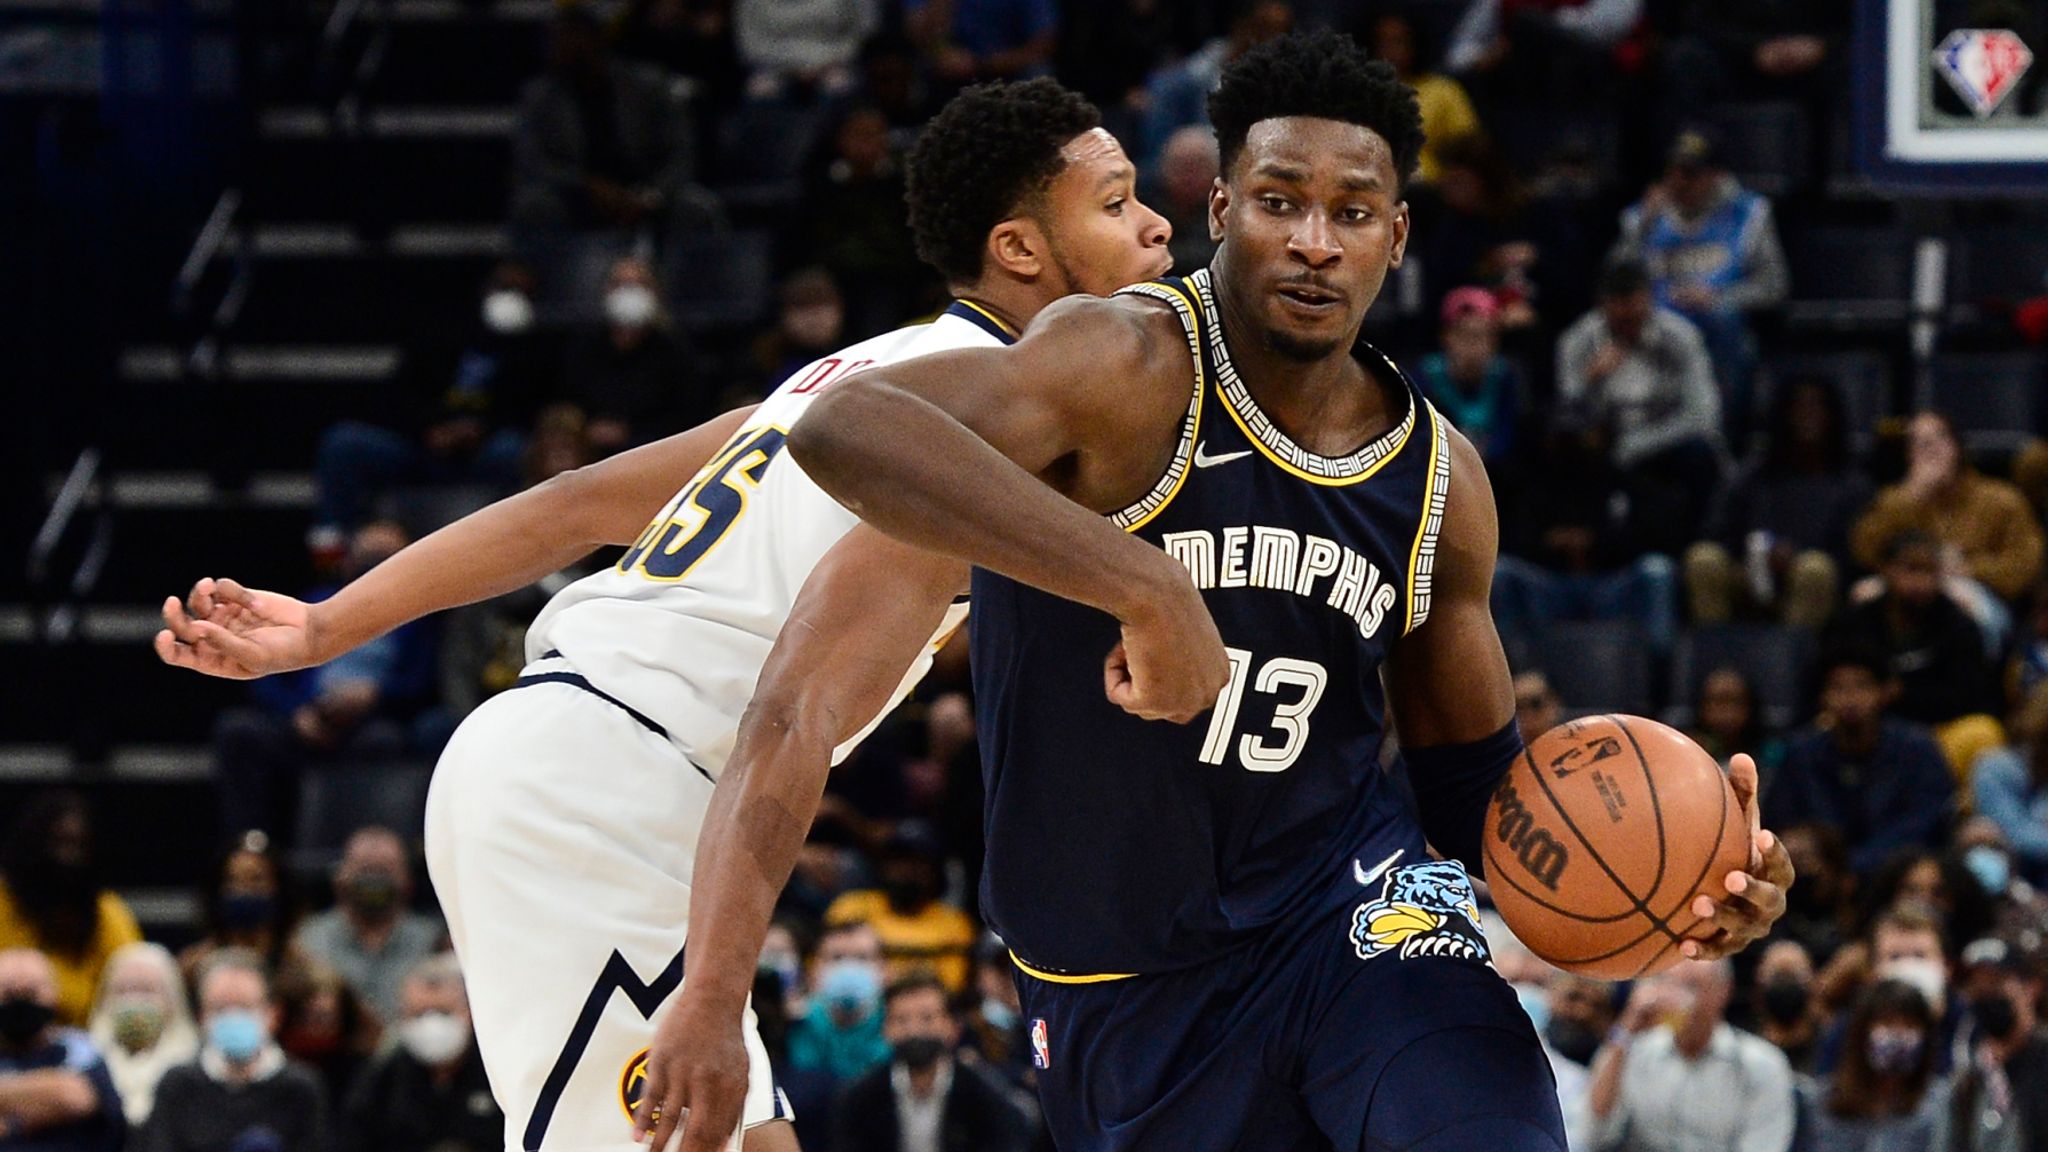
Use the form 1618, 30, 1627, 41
1388, 200, 1411, 269
988, 218, 1046, 280
1208, 179, 1228, 243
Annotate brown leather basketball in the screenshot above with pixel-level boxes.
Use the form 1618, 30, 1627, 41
1484, 714, 1751, 979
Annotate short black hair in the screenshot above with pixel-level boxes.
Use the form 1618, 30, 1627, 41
1599, 257, 1650, 299
1820, 640, 1892, 686
906, 78, 1102, 286
882, 970, 950, 1011
1207, 29, 1425, 186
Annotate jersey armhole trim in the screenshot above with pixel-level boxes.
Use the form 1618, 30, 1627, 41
1009, 951, 1137, 984
1404, 402, 1452, 636
1109, 280, 1205, 533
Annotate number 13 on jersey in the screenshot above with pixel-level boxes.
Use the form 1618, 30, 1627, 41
620, 425, 790, 582
1199, 647, 1329, 772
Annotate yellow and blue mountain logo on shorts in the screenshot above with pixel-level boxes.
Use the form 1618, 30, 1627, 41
1350, 861, 1490, 963
620, 1048, 650, 1121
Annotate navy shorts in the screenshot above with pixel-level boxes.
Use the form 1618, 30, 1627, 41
1014, 853, 1567, 1152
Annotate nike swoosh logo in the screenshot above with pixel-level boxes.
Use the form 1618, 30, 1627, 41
1353, 849, 1404, 888
1192, 442, 1253, 468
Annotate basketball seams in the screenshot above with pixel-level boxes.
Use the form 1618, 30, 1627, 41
1608, 716, 1671, 900
1483, 840, 1642, 924
1520, 742, 1683, 947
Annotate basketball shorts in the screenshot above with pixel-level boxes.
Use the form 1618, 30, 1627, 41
1015, 848, 1567, 1152
424, 664, 791, 1152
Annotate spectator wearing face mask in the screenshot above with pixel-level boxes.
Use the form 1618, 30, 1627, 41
559, 256, 707, 458
958, 936, 1030, 1091
138, 951, 327, 1152
1750, 940, 1822, 1073
1587, 959, 1796, 1152
307, 262, 554, 562
1815, 905, 1963, 1078
824, 823, 978, 994
833, 972, 1033, 1152
1947, 940, 2046, 1152
1802, 978, 1951, 1152
210, 523, 447, 844
1974, 685, 2048, 888
292, 829, 446, 1028
0, 793, 142, 1029
273, 966, 379, 1110
86, 944, 199, 1129
339, 954, 498, 1152
785, 921, 892, 1084
180, 835, 309, 999
0, 948, 123, 1151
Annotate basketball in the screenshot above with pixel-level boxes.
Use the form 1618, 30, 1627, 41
1484, 715, 1752, 980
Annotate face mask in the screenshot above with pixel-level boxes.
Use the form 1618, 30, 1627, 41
1545, 1018, 1602, 1065
111, 997, 168, 1051
1972, 993, 2020, 1042
220, 892, 275, 932
482, 289, 534, 335
1964, 846, 2011, 897
1760, 977, 1811, 1026
893, 1035, 947, 1070
981, 998, 1017, 1032
818, 962, 881, 1018
342, 870, 399, 917
1866, 1025, 1925, 1076
604, 284, 659, 330
1514, 983, 1551, 1034
1881, 958, 1947, 1012
209, 1009, 267, 1064
0, 996, 54, 1048
399, 1011, 470, 1066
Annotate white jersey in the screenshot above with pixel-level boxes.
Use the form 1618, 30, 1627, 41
525, 303, 1008, 776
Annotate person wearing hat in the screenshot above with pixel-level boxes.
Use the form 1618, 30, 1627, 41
1611, 127, 1789, 450
1408, 287, 1526, 477
1949, 934, 2047, 1152
823, 822, 978, 993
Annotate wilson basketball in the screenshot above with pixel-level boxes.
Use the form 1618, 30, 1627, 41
1484, 715, 1751, 980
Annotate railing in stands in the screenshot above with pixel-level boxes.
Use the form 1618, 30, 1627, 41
171, 185, 250, 379
25, 448, 111, 644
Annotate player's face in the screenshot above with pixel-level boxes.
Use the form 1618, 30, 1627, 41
1038, 128, 1175, 295
1213, 117, 1409, 363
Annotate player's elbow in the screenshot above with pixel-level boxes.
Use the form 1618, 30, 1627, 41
789, 383, 890, 501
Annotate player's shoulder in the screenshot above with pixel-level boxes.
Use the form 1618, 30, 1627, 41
1012, 291, 1186, 383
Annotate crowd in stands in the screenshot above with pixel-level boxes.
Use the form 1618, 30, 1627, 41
13, 0, 2048, 1148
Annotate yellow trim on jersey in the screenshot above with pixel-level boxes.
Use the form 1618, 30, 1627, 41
954, 299, 1020, 339
1404, 404, 1450, 635
1010, 951, 1137, 984
1113, 279, 1207, 534
1212, 375, 1415, 488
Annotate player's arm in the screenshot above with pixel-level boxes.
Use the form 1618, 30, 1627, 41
154, 404, 758, 679
789, 295, 1227, 722
631, 525, 969, 1152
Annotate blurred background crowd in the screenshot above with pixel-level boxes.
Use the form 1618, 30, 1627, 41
7, 0, 2048, 1149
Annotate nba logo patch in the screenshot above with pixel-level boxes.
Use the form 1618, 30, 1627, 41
1934, 28, 2034, 117
1029, 1018, 1050, 1069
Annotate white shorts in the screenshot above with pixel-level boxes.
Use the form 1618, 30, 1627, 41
424, 676, 791, 1152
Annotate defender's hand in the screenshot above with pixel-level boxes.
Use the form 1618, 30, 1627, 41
154, 578, 320, 679
633, 998, 750, 1152
1105, 569, 1229, 724
1683, 753, 1795, 960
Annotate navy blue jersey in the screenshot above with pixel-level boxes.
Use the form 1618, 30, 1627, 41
972, 268, 1454, 977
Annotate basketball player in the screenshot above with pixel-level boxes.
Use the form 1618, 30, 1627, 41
661, 32, 1795, 1152
154, 79, 1193, 1152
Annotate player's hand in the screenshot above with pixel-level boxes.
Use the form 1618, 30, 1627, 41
154, 578, 322, 679
1682, 753, 1794, 961
633, 997, 750, 1152
1105, 565, 1229, 724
